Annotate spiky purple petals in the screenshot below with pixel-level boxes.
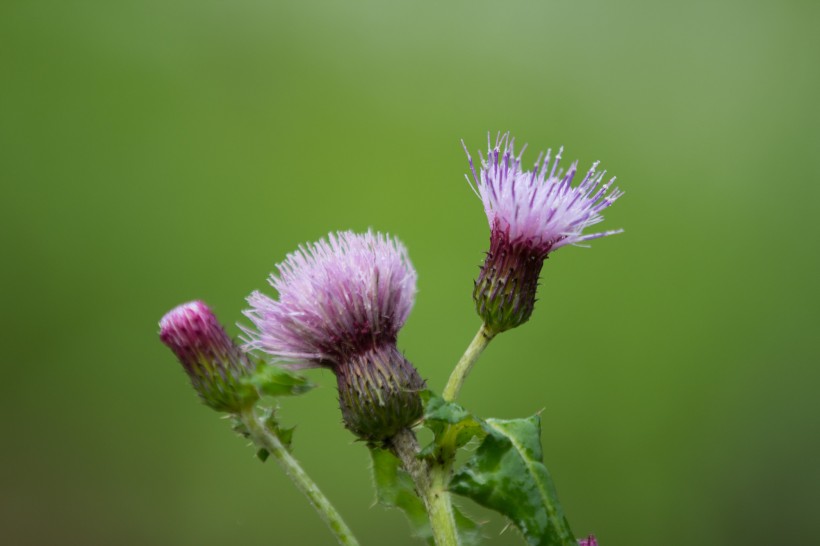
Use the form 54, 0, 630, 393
465, 132, 623, 254
465, 133, 623, 334
578, 535, 598, 546
160, 301, 255, 412
243, 231, 424, 441
243, 230, 417, 366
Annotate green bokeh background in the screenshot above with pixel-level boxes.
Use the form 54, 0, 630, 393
3, 1, 818, 545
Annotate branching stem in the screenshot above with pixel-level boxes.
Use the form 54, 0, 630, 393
391, 429, 460, 546
388, 324, 496, 545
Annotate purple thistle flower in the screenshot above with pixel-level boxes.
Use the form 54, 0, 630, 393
466, 132, 623, 253
160, 301, 255, 412
578, 535, 599, 546
465, 133, 623, 335
242, 230, 425, 441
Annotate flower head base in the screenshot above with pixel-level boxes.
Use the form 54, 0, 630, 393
466, 133, 623, 334
243, 230, 425, 441
160, 301, 255, 412
336, 343, 425, 441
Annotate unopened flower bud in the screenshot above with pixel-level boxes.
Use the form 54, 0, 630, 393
465, 133, 623, 335
160, 301, 255, 412
243, 230, 425, 441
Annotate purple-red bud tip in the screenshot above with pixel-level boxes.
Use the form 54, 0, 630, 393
160, 300, 254, 412
160, 301, 229, 369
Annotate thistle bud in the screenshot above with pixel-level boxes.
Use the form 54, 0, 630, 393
464, 133, 623, 335
243, 230, 425, 441
160, 301, 255, 412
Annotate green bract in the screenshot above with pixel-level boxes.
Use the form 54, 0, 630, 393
242, 363, 316, 398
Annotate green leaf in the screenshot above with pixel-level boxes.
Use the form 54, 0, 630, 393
244, 364, 315, 398
420, 395, 485, 458
370, 447, 434, 543
369, 447, 484, 545
452, 506, 484, 546
450, 416, 576, 546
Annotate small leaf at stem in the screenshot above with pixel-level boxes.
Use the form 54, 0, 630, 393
420, 395, 485, 458
276, 425, 296, 450
450, 415, 576, 546
256, 407, 298, 452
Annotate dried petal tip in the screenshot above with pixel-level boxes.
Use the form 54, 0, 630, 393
160, 301, 255, 412
243, 230, 425, 441
579, 535, 598, 546
466, 133, 623, 334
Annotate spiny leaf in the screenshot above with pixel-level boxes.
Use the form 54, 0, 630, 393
370, 447, 434, 543
370, 447, 484, 545
276, 425, 296, 450
453, 505, 484, 546
258, 407, 298, 452
450, 415, 576, 546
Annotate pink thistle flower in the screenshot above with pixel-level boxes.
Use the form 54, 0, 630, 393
160, 301, 255, 412
242, 230, 425, 441
465, 133, 623, 334
579, 535, 599, 546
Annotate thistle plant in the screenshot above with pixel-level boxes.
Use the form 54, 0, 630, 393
158, 132, 621, 546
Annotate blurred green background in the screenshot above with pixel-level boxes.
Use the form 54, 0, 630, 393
2, 1, 818, 544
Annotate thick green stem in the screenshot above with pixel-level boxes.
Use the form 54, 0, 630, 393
443, 324, 495, 402
426, 464, 460, 546
391, 429, 460, 546
239, 409, 360, 546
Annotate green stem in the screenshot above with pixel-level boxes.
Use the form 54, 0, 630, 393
411, 324, 494, 545
390, 326, 494, 545
426, 464, 460, 546
391, 429, 460, 546
239, 408, 360, 546
442, 324, 495, 401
